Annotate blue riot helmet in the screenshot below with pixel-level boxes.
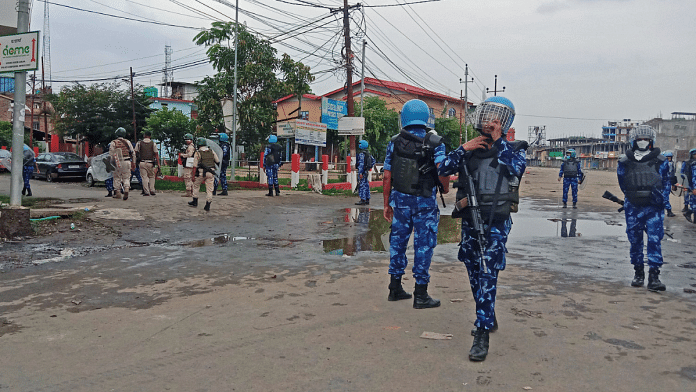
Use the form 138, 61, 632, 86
359, 140, 368, 150
690, 148, 696, 158
565, 149, 576, 159
268, 135, 278, 144
218, 133, 229, 142
628, 125, 655, 151
401, 99, 430, 128
474, 96, 515, 135
663, 150, 673, 158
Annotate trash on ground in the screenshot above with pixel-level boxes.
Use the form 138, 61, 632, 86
420, 331, 453, 340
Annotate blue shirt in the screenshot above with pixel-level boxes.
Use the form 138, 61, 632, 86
438, 138, 527, 180
384, 127, 446, 208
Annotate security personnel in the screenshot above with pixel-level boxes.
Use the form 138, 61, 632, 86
682, 148, 696, 222
383, 99, 448, 310
215, 132, 231, 196
263, 135, 283, 197
22, 144, 37, 197
109, 127, 136, 200
617, 125, 670, 292
355, 139, 375, 205
103, 142, 115, 197
558, 148, 583, 209
135, 131, 160, 196
662, 151, 677, 217
438, 96, 526, 362
180, 133, 196, 198
189, 137, 219, 211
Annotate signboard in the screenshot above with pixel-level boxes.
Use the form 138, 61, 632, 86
294, 119, 327, 147
276, 120, 295, 137
337, 116, 365, 136
0, 31, 39, 72
321, 97, 347, 130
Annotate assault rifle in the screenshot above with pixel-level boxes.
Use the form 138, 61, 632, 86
602, 190, 625, 212
419, 131, 447, 208
195, 163, 217, 178
457, 162, 489, 274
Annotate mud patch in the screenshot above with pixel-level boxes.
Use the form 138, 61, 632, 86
604, 338, 645, 350
679, 367, 696, 381
0, 317, 22, 337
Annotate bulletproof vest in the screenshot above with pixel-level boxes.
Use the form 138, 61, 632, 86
199, 149, 216, 168
452, 146, 520, 222
390, 130, 435, 198
139, 140, 155, 161
265, 143, 282, 166
620, 153, 665, 206
686, 159, 696, 188
114, 138, 131, 159
360, 151, 373, 171
563, 159, 579, 178
220, 141, 231, 160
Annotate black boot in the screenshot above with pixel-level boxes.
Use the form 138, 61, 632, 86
219, 189, 228, 196
22, 187, 26, 195
355, 199, 367, 205
212, 188, 217, 196
105, 190, 113, 197
204, 201, 211, 211
631, 265, 645, 287
266, 185, 274, 197
188, 198, 198, 207
275, 184, 280, 196
647, 268, 666, 292
26, 189, 32, 197
667, 209, 676, 217
683, 205, 688, 212
387, 275, 412, 301
572, 202, 577, 209
562, 203, 567, 208
684, 210, 692, 223
413, 283, 440, 309
471, 316, 498, 336
469, 327, 490, 362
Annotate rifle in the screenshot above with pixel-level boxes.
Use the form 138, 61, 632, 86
195, 163, 217, 178
419, 131, 448, 208
602, 190, 625, 212
457, 162, 489, 274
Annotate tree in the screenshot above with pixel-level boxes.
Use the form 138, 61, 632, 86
354, 97, 400, 162
193, 22, 314, 159
143, 107, 195, 163
0, 120, 32, 148
47, 82, 153, 148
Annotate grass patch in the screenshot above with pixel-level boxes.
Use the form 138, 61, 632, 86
0, 195, 58, 208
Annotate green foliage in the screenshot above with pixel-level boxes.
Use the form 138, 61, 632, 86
355, 97, 400, 161
144, 107, 195, 162
47, 82, 154, 148
0, 121, 12, 147
193, 22, 314, 160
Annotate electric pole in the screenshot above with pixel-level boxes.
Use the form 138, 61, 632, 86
459, 64, 473, 145
486, 75, 505, 96
343, 0, 355, 159
130, 67, 137, 141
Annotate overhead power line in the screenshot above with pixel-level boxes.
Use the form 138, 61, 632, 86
363, 0, 442, 7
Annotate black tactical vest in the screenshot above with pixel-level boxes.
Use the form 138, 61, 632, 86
139, 140, 155, 161
390, 130, 435, 197
686, 159, 696, 188
563, 159, 579, 178
199, 149, 216, 168
265, 143, 282, 167
620, 151, 665, 206
359, 151, 373, 171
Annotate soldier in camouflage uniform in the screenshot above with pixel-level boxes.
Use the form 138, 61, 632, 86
181, 133, 196, 198
263, 135, 283, 197
618, 125, 670, 292
109, 127, 136, 200
438, 96, 526, 362
558, 148, 583, 209
355, 139, 375, 205
383, 99, 449, 310
189, 137, 219, 211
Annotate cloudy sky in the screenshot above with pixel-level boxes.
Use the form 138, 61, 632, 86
24, 0, 696, 141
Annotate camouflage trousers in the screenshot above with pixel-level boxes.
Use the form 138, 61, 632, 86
562, 177, 578, 204
624, 202, 664, 269
358, 174, 370, 201
388, 204, 439, 285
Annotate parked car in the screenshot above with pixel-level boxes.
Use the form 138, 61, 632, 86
86, 152, 140, 188
33, 152, 88, 182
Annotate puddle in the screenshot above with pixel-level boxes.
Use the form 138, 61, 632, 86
509, 216, 626, 238
322, 208, 461, 256
182, 235, 257, 248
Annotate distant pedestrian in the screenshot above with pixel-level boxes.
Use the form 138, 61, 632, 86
109, 127, 136, 200
22, 144, 37, 197
558, 148, 583, 209
135, 131, 160, 196
355, 139, 375, 205
682, 148, 696, 222
215, 132, 231, 196
618, 125, 669, 292
662, 151, 676, 217
263, 135, 283, 197
189, 137, 219, 211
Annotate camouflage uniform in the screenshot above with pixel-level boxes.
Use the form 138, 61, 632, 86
438, 138, 526, 331
559, 159, 583, 204
357, 151, 375, 202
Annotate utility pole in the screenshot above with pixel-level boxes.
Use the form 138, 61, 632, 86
9, 0, 31, 206
29, 72, 36, 147
459, 64, 473, 145
231, 0, 239, 180
486, 75, 505, 96
360, 39, 366, 119
343, 0, 355, 159
130, 67, 137, 141
42, 57, 49, 153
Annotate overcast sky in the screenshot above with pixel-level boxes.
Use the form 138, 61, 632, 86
25, 0, 696, 142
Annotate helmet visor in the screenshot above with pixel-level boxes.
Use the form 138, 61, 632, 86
474, 102, 514, 133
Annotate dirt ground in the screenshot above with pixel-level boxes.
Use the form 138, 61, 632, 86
0, 169, 695, 391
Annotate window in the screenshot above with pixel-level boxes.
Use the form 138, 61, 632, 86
429, 107, 434, 116
300, 111, 309, 120
448, 108, 456, 118
33, 121, 39, 131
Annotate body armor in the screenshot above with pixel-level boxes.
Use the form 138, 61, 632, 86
139, 140, 155, 161
220, 141, 231, 162
452, 142, 525, 222
114, 138, 132, 160
390, 130, 435, 198
620, 151, 665, 206
563, 159, 579, 178
198, 149, 216, 168
265, 143, 282, 167
685, 159, 696, 188
360, 151, 373, 172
